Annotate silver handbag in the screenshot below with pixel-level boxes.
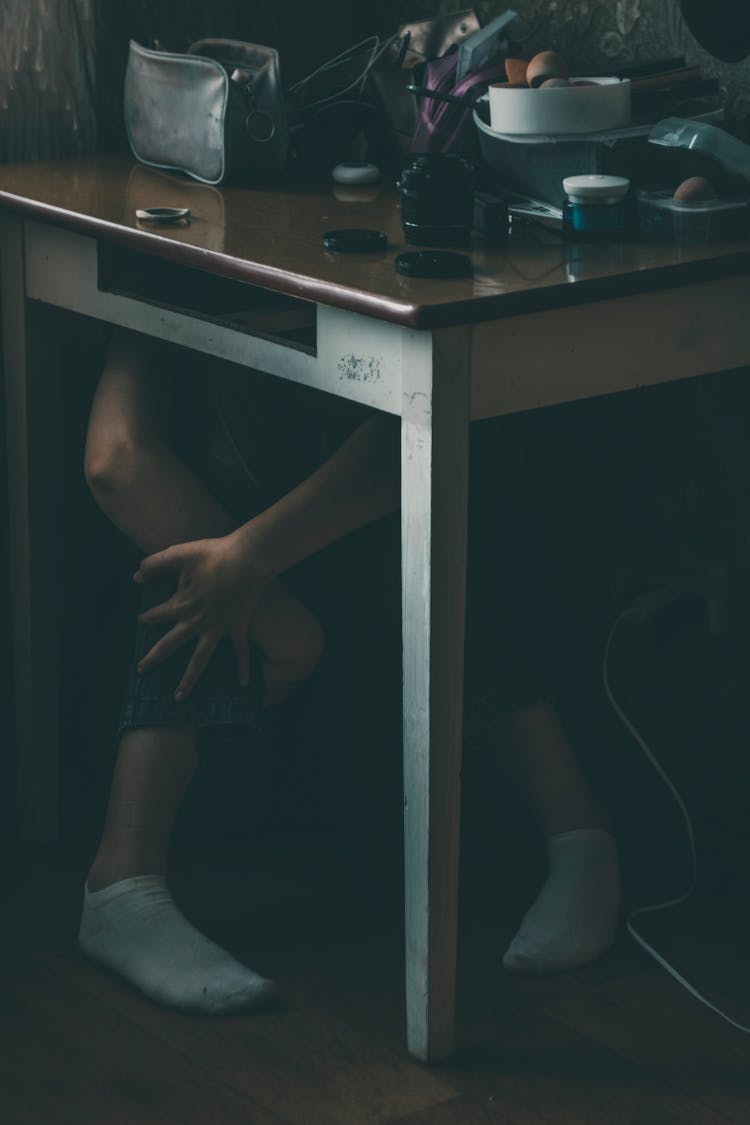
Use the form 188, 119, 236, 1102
124, 39, 288, 185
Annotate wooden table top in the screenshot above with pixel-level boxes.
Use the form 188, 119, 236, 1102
1, 152, 748, 329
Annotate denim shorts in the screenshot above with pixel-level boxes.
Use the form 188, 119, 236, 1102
116, 347, 548, 742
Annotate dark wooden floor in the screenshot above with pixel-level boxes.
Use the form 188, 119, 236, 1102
4, 832, 750, 1124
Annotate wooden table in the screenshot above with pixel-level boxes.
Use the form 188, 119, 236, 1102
2, 153, 749, 1062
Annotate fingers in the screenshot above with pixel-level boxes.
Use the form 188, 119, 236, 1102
137, 596, 184, 627
233, 628, 251, 688
137, 621, 196, 676
174, 634, 220, 701
134, 543, 192, 584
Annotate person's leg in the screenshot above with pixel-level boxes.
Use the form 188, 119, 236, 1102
87, 725, 199, 891
84, 330, 325, 703
464, 416, 620, 975
79, 723, 277, 1013
85, 332, 325, 878
486, 701, 620, 975
485, 700, 608, 837
78, 333, 318, 1010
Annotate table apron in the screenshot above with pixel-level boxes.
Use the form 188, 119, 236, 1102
471, 273, 750, 418
23, 218, 408, 416
21, 217, 750, 424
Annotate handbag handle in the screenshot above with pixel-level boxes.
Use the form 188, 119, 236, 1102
230, 68, 277, 143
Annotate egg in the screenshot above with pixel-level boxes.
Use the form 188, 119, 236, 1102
526, 51, 569, 88
673, 176, 717, 202
504, 57, 530, 85
540, 77, 571, 88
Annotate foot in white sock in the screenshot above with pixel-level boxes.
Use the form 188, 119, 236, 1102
502, 829, 620, 976
79, 875, 278, 1014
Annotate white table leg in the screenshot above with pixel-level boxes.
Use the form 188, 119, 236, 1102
2, 216, 63, 843
401, 325, 471, 1062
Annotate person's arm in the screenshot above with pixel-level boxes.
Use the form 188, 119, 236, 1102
235, 413, 400, 582
135, 414, 401, 670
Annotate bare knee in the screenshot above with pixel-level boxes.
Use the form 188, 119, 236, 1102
84, 433, 149, 504
261, 615, 326, 707
85, 335, 169, 502
296, 616, 326, 678
268, 612, 325, 673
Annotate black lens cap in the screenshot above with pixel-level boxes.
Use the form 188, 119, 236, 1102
323, 229, 388, 252
395, 250, 473, 278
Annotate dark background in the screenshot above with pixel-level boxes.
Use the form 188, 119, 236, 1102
1, 1, 750, 901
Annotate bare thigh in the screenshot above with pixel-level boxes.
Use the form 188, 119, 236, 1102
87, 329, 182, 458
88, 329, 324, 702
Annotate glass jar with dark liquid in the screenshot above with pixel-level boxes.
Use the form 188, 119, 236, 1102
562, 174, 631, 240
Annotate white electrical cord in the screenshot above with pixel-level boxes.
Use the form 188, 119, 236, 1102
288, 33, 399, 111
604, 600, 750, 1033
288, 35, 379, 94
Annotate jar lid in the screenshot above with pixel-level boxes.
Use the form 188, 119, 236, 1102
563, 174, 631, 204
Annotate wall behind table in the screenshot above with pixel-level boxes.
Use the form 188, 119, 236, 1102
0, 0, 360, 160
0, 1, 99, 836
94, 1, 359, 149
0, 0, 97, 161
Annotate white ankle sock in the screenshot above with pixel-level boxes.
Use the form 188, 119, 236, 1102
502, 828, 620, 976
79, 875, 278, 1014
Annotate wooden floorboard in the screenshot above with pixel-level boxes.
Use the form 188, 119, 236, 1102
546, 972, 750, 1122
31, 945, 458, 1125
4, 841, 457, 1125
0, 938, 286, 1125
389, 1094, 527, 1123
3, 835, 747, 1124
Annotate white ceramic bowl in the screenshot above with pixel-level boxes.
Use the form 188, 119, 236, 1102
488, 76, 631, 136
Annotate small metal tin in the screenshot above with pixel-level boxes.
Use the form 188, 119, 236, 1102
135, 207, 192, 224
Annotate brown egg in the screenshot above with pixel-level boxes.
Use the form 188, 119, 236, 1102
540, 77, 571, 88
526, 51, 569, 88
504, 57, 530, 85
673, 176, 717, 202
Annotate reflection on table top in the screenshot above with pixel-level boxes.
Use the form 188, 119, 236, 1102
0, 153, 748, 328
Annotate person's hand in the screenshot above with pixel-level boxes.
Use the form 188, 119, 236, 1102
134, 532, 264, 700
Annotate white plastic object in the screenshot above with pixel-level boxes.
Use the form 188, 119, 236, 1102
563, 174, 631, 203
332, 162, 381, 185
636, 189, 750, 241
488, 76, 631, 136
649, 116, 750, 184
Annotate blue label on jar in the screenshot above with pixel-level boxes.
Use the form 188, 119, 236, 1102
564, 198, 627, 237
